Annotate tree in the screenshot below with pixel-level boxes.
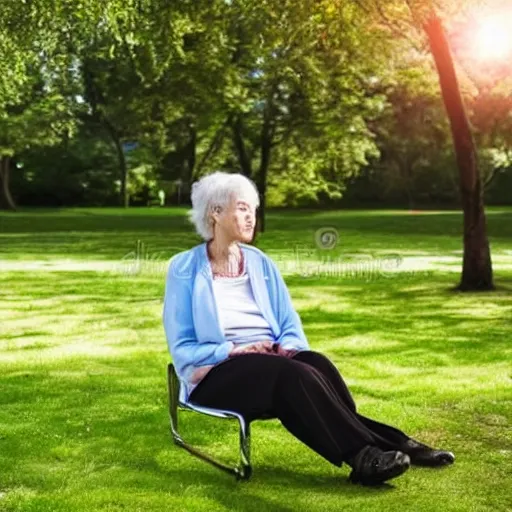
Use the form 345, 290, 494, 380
0, 37, 76, 210
424, 12, 493, 291
358, 0, 499, 291
81, 51, 144, 208
0, 0, 90, 209
78, 1, 198, 207
0, 0, 198, 208
205, 0, 385, 231
366, 63, 456, 208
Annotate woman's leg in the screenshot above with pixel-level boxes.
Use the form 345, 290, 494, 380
291, 351, 410, 448
291, 351, 357, 412
292, 351, 455, 467
190, 354, 394, 467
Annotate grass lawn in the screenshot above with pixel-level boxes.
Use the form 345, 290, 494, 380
1, 207, 511, 511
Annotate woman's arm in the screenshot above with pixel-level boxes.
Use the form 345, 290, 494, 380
162, 258, 234, 373
265, 256, 310, 352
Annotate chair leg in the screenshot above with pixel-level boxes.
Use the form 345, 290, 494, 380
167, 364, 253, 480
238, 418, 252, 480
168, 364, 180, 439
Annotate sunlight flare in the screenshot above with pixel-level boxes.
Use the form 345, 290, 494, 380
474, 13, 512, 61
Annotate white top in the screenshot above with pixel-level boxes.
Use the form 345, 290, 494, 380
212, 268, 274, 345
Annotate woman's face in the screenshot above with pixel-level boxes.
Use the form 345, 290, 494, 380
213, 196, 257, 243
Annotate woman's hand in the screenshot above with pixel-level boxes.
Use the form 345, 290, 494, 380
230, 340, 274, 356
190, 365, 214, 384
229, 341, 298, 358
275, 344, 299, 358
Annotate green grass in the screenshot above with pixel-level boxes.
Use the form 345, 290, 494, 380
1, 206, 511, 262
1, 207, 511, 511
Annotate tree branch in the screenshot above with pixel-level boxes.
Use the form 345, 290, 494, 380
196, 116, 232, 174
483, 166, 502, 190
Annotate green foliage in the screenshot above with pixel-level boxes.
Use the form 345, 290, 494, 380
16, 127, 119, 206
1, 0, 511, 209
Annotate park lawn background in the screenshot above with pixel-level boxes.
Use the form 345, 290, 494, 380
0, 207, 511, 512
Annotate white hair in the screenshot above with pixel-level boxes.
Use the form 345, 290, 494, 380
187, 171, 260, 241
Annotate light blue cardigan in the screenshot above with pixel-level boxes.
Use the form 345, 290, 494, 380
162, 242, 310, 401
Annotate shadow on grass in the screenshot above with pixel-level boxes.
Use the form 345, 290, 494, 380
1, 358, 402, 512
286, 272, 512, 369
1, 267, 511, 510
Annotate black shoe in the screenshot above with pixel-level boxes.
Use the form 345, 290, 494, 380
402, 439, 455, 467
348, 445, 410, 486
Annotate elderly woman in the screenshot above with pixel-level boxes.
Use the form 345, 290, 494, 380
162, 171, 454, 486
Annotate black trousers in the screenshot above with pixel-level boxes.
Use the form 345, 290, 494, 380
189, 351, 410, 467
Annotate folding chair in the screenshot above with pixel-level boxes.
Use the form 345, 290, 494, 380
167, 363, 274, 480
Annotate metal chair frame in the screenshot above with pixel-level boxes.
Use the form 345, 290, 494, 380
167, 363, 271, 480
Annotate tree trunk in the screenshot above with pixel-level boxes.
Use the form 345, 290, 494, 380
117, 140, 129, 208
424, 13, 494, 291
231, 115, 268, 231
257, 111, 274, 234
196, 117, 230, 175
231, 116, 253, 178
399, 157, 415, 210
0, 156, 17, 211
256, 176, 267, 233
406, 185, 414, 211
105, 121, 129, 208
185, 124, 197, 188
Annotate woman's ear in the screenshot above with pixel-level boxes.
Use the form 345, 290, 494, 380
210, 205, 221, 223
